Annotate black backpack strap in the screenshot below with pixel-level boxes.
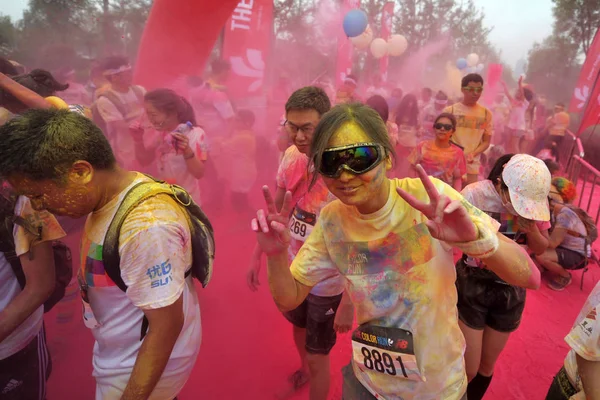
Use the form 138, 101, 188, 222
102, 178, 185, 340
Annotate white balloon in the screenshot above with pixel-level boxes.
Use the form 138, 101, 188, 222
387, 34, 408, 57
370, 38, 388, 59
476, 63, 484, 72
467, 53, 479, 67
351, 25, 373, 50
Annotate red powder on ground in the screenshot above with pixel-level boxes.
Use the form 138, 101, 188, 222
44, 189, 600, 400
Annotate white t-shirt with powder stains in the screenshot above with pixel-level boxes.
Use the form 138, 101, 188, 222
78, 174, 201, 399
290, 178, 500, 399
563, 280, 600, 399
0, 196, 65, 360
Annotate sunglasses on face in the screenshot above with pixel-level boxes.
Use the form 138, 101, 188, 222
462, 87, 484, 93
434, 123, 453, 131
318, 143, 384, 178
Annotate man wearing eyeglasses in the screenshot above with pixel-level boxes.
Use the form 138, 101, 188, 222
444, 73, 493, 185
247, 87, 350, 400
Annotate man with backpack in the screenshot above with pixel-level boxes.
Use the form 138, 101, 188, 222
0, 187, 66, 399
535, 177, 596, 291
92, 56, 146, 170
0, 109, 213, 399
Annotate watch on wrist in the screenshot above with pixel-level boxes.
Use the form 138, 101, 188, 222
183, 151, 195, 160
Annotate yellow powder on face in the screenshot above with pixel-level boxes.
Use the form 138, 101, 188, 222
327, 122, 371, 148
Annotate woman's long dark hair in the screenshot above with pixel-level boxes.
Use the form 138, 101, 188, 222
144, 88, 197, 126
394, 93, 419, 127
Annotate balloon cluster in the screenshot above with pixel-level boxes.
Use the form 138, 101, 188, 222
343, 10, 407, 59
456, 53, 484, 74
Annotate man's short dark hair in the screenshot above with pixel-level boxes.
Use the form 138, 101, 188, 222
0, 109, 116, 181
285, 86, 331, 116
556, 102, 565, 108
461, 73, 484, 87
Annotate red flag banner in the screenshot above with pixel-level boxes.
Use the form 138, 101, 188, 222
379, 2, 395, 79
222, 0, 274, 98
335, 0, 362, 87
135, 0, 239, 89
569, 28, 600, 113
577, 75, 600, 135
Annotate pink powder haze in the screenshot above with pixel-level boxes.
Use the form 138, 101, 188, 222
4, 0, 595, 399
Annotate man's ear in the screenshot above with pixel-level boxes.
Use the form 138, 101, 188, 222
68, 160, 94, 185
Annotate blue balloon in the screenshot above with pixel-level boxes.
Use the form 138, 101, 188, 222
343, 10, 368, 38
456, 58, 468, 70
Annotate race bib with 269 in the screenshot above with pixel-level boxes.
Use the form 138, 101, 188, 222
352, 324, 423, 382
289, 206, 316, 242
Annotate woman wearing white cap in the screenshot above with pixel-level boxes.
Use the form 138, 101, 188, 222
456, 153, 551, 400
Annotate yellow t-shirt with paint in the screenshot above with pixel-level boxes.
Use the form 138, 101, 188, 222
444, 102, 493, 155
290, 178, 500, 399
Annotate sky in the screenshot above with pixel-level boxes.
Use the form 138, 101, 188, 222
0, 0, 554, 68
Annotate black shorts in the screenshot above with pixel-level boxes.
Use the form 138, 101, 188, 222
0, 325, 51, 400
556, 247, 587, 270
283, 293, 343, 355
456, 261, 526, 333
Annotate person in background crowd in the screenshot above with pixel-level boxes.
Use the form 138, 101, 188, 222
0, 183, 66, 400
221, 109, 258, 212
366, 95, 398, 147
0, 109, 202, 400
444, 73, 493, 185
130, 88, 207, 204
0, 57, 19, 125
481, 145, 506, 179
544, 159, 560, 177
93, 55, 146, 170
365, 75, 389, 99
521, 89, 537, 154
420, 90, 449, 142
419, 87, 433, 109
545, 279, 600, 400
537, 141, 559, 164
0, 57, 18, 76
394, 93, 420, 176
335, 75, 360, 105
87, 61, 110, 102
535, 177, 588, 291
253, 102, 541, 400
191, 59, 235, 212
545, 103, 570, 147
248, 87, 345, 400
387, 88, 403, 121
56, 67, 91, 107
458, 154, 549, 400
491, 93, 509, 146
409, 113, 466, 190
0, 70, 69, 115
502, 76, 532, 154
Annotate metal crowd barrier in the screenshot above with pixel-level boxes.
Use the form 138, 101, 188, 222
564, 133, 599, 289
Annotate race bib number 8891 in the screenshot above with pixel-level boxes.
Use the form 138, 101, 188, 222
352, 325, 423, 382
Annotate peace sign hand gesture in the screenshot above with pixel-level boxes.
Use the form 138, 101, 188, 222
251, 186, 293, 256
396, 165, 478, 243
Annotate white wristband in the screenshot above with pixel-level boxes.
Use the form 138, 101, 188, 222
446, 220, 499, 259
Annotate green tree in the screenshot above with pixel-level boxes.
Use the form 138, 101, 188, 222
526, 35, 580, 104
0, 15, 18, 56
552, 0, 600, 56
